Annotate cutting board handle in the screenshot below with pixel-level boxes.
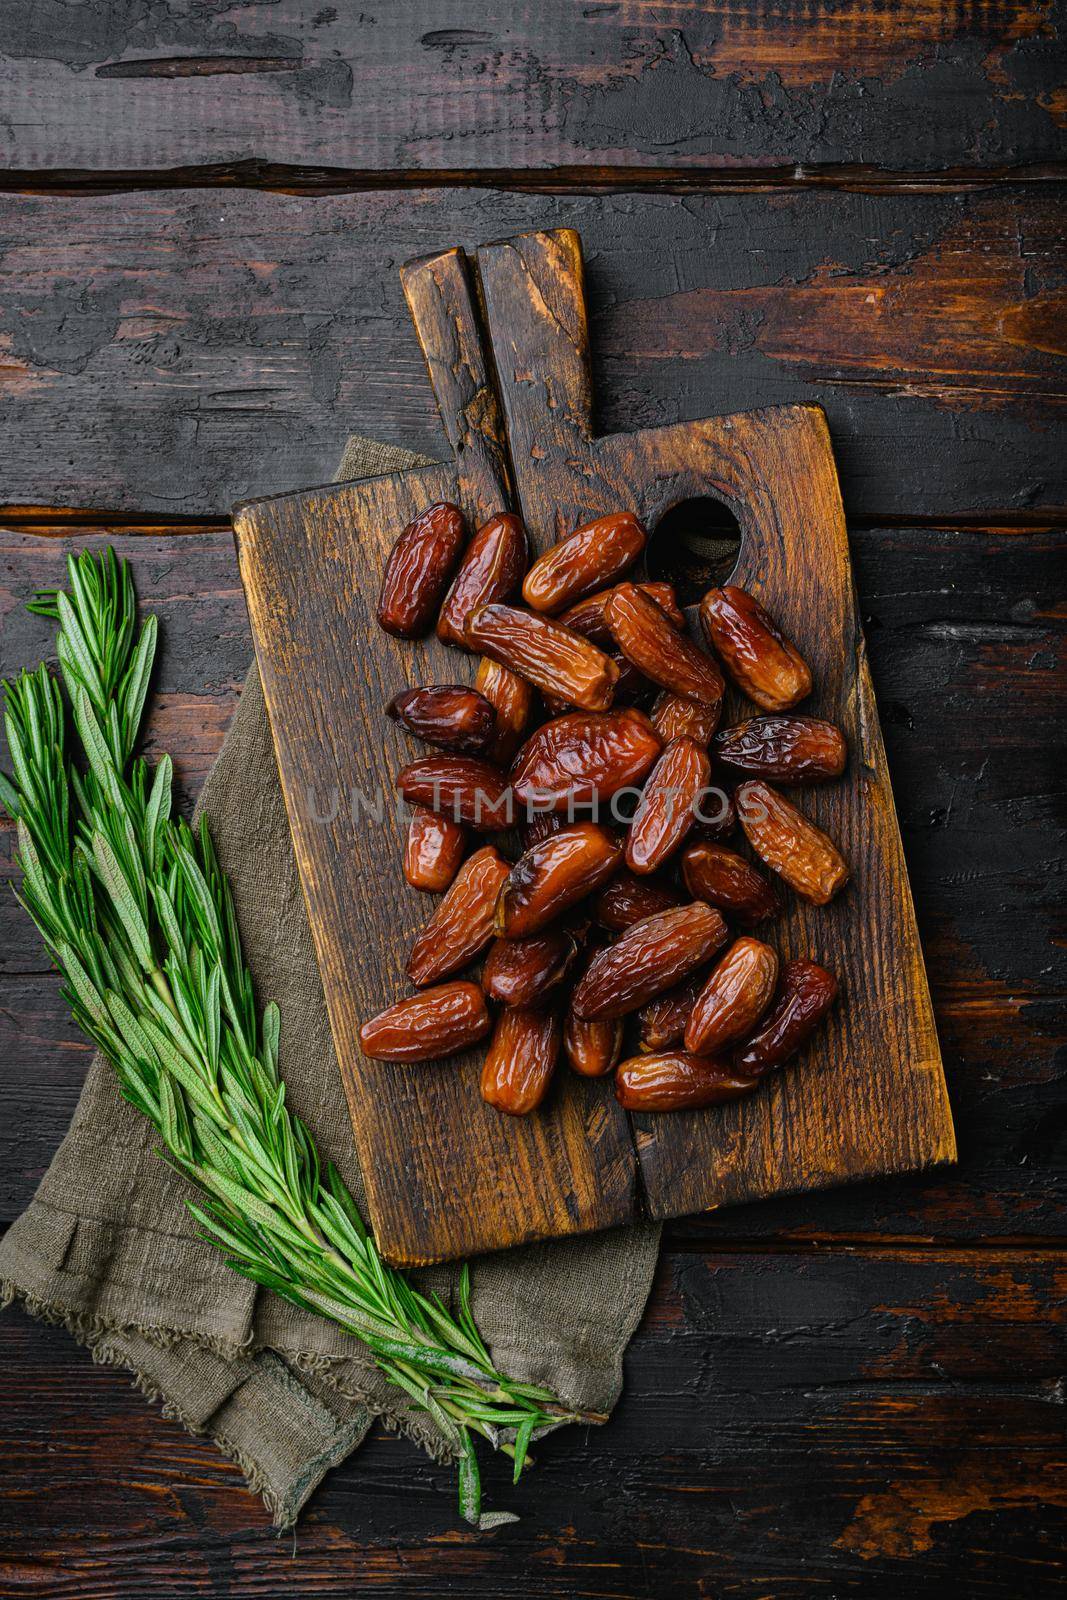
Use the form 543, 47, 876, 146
400, 247, 513, 525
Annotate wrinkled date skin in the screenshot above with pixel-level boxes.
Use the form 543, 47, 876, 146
734, 959, 838, 1077
607, 583, 725, 713
466, 602, 619, 713
407, 845, 510, 985
682, 840, 780, 926
522, 810, 564, 850
510, 708, 661, 815
522, 512, 646, 614
637, 976, 703, 1052
474, 656, 533, 766
691, 785, 738, 843
359, 981, 489, 1062
715, 715, 847, 783
398, 755, 513, 831
562, 581, 684, 644
481, 1007, 562, 1114
651, 691, 720, 747
591, 869, 683, 931
572, 902, 728, 1020
496, 823, 621, 939
437, 512, 529, 647
625, 736, 711, 874
685, 936, 779, 1055
700, 586, 812, 712
615, 1051, 758, 1112
387, 685, 496, 755
377, 501, 467, 639
737, 780, 850, 905
403, 806, 467, 893
482, 927, 580, 1007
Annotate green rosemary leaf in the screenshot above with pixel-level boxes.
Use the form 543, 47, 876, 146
56, 590, 104, 709
458, 1433, 481, 1526
0, 768, 22, 819
121, 614, 157, 756
512, 1415, 535, 1483
143, 755, 172, 871
91, 830, 154, 970
262, 1001, 280, 1078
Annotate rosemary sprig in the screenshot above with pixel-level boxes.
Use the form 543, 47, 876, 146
1, 547, 587, 1527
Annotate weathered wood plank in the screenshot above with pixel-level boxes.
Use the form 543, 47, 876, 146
0, 1, 1062, 175
1, 526, 1062, 1240
2, 1246, 1064, 1596
0, 188, 1062, 519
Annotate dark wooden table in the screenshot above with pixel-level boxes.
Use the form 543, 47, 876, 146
1, 7, 1064, 1596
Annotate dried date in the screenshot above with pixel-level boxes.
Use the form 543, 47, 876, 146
495, 823, 622, 938
407, 845, 510, 985
714, 716, 846, 783
699, 586, 811, 712
681, 840, 780, 926
591, 869, 684, 932
510, 708, 661, 815
625, 736, 710, 874
398, 755, 513, 831
359, 981, 489, 1062
562, 581, 684, 645
615, 1052, 758, 1111
522, 512, 646, 613
734, 960, 838, 1077
685, 936, 779, 1055
481, 1007, 562, 1114
467, 602, 619, 712
474, 656, 533, 766
607, 582, 724, 712
377, 501, 466, 638
437, 512, 529, 647
737, 780, 849, 905
482, 927, 580, 1007
571, 902, 728, 1020
403, 806, 467, 893
387, 685, 495, 754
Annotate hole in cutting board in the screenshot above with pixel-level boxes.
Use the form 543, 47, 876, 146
647, 497, 742, 606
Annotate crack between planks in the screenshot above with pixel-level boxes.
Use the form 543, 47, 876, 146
0, 160, 1065, 197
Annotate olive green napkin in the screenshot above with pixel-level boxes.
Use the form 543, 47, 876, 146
0, 437, 661, 1527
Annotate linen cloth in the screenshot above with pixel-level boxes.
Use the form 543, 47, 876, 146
0, 436, 661, 1526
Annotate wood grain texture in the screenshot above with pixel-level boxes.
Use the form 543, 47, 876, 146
476, 228, 955, 1222
233, 245, 642, 1264
0, 0, 1062, 174
2, 1246, 1064, 1597
0, 188, 1063, 520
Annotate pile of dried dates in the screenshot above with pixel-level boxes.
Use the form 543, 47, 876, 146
359, 502, 847, 1115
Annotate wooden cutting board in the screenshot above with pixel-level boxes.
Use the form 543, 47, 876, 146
233, 229, 955, 1267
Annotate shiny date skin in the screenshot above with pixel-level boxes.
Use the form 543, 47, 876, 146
437, 512, 529, 647
481, 1006, 562, 1114
509, 708, 661, 815
407, 845, 510, 985
562, 581, 684, 645
651, 691, 720, 747
591, 869, 683, 932
625, 736, 710, 874
737, 780, 850, 905
571, 901, 728, 1021
398, 755, 513, 831
607, 582, 725, 712
714, 715, 846, 783
482, 927, 580, 1007
685, 936, 779, 1055
359, 981, 490, 1062
377, 501, 467, 639
563, 1005, 624, 1077
734, 959, 838, 1078
466, 602, 619, 713
522, 512, 646, 614
637, 976, 703, 1052
699, 586, 812, 712
474, 656, 533, 766
615, 1051, 758, 1112
387, 685, 496, 755
495, 823, 622, 939
403, 806, 467, 893
681, 839, 780, 927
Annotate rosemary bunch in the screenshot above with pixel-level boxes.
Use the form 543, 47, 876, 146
0, 547, 582, 1527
